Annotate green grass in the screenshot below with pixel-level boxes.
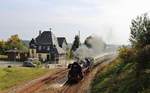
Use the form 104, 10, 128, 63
0, 67, 49, 90
91, 58, 150, 93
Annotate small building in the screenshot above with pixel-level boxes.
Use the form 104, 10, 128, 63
29, 31, 67, 64
6, 49, 28, 61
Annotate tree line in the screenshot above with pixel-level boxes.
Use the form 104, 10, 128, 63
0, 34, 28, 55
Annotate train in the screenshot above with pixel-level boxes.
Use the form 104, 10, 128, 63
67, 57, 94, 84
66, 53, 114, 84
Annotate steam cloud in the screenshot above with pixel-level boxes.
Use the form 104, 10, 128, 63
74, 35, 106, 59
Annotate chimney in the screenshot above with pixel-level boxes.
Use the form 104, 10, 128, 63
49, 28, 52, 32
39, 30, 42, 35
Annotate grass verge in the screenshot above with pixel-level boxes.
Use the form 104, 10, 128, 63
0, 67, 50, 91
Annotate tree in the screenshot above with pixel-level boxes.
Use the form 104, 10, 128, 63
71, 35, 80, 52
0, 40, 6, 54
6, 34, 21, 49
130, 14, 150, 83
6, 34, 28, 51
130, 13, 150, 49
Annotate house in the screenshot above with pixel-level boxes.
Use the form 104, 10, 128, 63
29, 31, 67, 64
57, 37, 68, 51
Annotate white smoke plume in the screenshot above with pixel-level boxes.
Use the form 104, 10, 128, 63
74, 35, 106, 59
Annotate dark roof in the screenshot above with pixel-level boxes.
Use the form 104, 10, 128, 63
35, 31, 53, 45
29, 38, 36, 48
57, 37, 67, 47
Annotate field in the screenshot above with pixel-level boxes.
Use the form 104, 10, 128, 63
0, 67, 50, 91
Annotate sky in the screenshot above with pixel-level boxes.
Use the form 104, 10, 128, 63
0, 0, 150, 44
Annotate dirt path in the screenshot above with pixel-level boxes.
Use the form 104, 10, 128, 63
34, 55, 116, 93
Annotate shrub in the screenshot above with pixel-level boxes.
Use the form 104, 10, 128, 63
118, 46, 136, 63
32, 60, 42, 68
136, 45, 150, 76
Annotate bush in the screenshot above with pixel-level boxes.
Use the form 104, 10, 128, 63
118, 46, 136, 63
136, 45, 150, 76
32, 60, 42, 68
137, 45, 150, 65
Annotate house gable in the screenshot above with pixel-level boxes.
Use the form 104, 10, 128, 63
57, 37, 67, 48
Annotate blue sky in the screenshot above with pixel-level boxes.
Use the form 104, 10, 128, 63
0, 0, 150, 44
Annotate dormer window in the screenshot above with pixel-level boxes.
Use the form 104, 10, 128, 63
47, 46, 50, 51
38, 46, 41, 50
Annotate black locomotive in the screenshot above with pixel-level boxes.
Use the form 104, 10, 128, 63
67, 57, 94, 84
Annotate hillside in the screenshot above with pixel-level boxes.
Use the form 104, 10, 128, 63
91, 58, 150, 93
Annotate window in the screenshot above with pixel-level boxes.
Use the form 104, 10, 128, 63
42, 46, 45, 50
38, 46, 41, 50
47, 46, 50, 51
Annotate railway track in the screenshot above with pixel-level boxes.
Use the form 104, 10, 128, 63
59, 54, 116, 93
34, 53, 116, 93
6, 53, 116, 93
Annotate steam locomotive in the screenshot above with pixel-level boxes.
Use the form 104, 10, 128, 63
67, 57, 94, 83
